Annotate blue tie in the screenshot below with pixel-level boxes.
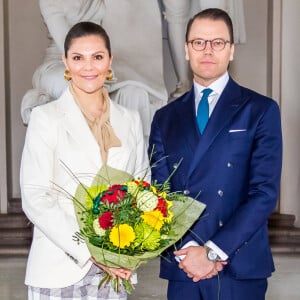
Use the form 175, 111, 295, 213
197, 88, 212, 134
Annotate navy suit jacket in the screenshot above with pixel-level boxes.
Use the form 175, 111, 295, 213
149, 77, 282, 281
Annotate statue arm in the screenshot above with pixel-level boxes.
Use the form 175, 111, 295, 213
39, 0, 71, 53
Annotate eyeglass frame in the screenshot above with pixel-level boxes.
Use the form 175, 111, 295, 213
187, 38, 231, 51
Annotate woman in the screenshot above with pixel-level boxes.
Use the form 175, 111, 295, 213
20, 21, 149, 299
21, 0, 107, 124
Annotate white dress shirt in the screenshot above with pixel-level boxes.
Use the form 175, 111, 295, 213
194, 71, 229, 118
193, 71, 230, 261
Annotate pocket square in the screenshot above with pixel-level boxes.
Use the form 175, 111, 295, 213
229, 129, 247, 133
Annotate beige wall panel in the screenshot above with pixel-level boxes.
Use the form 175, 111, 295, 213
280, 0, 300, 226
230, 0, 268, 96
8, 0, 47, 198
0, 0, 7, 212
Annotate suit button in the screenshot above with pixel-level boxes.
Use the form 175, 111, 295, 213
217, 190, 223, 197
219, 220, 223, 227
183, 190, 190, 195
227, 162, 233, 168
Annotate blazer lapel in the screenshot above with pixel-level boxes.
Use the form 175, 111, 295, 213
59, 88, 102, 167
188, 78, 250, 177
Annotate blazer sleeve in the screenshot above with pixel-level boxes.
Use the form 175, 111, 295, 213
20, 106, 91, 267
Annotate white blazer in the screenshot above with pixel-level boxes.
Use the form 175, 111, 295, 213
20, 87, 149, 288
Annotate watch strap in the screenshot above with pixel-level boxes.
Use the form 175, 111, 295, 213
205, 246, 222, 261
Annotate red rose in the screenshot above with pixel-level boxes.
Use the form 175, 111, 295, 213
135, 180, 150, 188
155, 198, 168, 217
99, 211, 114, 229
101, 184, 126, 204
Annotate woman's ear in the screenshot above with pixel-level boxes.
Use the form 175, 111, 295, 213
62, 55, 68, 68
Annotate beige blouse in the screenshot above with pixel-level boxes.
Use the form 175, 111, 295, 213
72, 87, 121, 164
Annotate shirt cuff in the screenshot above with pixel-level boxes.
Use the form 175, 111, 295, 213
205, 240, 228, 261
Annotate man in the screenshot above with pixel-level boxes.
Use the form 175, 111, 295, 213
149, 8, 282, 300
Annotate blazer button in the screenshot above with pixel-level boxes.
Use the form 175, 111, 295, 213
219, 220, 223, 227
217, 190, 223, 197
227, 162, 233, 168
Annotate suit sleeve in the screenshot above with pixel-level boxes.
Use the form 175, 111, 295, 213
148, 112, 171, 184
20, 107, 91, 267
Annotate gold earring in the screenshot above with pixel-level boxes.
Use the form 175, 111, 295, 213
106, 69, 113, 81
64, 69, 72, 81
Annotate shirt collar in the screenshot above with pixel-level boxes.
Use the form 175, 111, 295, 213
194, 72, 229, 101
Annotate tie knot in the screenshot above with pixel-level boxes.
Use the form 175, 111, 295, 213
202, 88, 213, 98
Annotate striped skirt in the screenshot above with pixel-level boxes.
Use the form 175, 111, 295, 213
28, 264, 127, 300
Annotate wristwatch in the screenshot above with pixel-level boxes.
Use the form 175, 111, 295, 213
205, 246, 222, 262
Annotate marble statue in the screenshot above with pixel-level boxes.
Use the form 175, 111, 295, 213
21, 0, 168, 141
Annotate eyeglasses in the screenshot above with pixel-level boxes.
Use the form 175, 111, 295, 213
187, 38, 231, 51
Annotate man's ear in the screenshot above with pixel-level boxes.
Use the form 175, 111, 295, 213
229, 44, 235, 62
185, 44, 190, 61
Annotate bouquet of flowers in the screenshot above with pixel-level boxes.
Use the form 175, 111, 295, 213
72, 165, 206, 293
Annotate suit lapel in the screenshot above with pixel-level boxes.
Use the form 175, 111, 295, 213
173, 88, 201, 155
188, 78, 250, 177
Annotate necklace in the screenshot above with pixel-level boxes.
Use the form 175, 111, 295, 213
70, 86, 104, 128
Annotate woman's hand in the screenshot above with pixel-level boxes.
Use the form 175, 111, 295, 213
90, 257, 132, 280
